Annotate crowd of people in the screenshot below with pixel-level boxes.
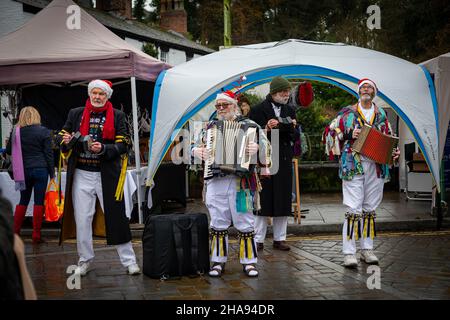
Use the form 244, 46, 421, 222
1, 75, 400, 299
193, 76, 399, 276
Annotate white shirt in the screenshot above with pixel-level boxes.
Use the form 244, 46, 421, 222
271, 103, 281, 117
359, 102, 375, 124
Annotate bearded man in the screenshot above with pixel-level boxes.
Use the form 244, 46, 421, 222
192, 90, 270, 278
249, 76, 299, 252
57, 79, 140, 276
323, 78, 400, 268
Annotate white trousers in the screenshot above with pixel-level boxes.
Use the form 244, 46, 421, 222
254, 216, 288, 243
72, 169, 137, 267
205, 176, 257, 265
342, 160, 384, 255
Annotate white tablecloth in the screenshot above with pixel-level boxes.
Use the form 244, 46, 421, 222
0, 169, 142, 218
124, 166, 148, 217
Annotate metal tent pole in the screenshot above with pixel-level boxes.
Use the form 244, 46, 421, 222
131, 76, 143, 224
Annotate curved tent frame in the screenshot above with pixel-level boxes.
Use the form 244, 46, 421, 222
147, 39, 439, 194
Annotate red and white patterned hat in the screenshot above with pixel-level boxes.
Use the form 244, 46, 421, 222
358, 78, 377, 95
216, 90, 237, 105
88, 79, 113, 98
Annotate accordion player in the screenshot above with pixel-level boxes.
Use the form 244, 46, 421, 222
203, 119, 258, 179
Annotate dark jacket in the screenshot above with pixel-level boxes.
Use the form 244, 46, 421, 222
57, 107, 131, 245
249, 95, 299, 217
0, 191, 24, 300
6, 124, 54, 178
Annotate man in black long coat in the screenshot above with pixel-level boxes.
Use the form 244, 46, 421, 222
249, 76, 298, 251
58, 80, 140, 276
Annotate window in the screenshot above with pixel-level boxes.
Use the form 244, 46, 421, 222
160, 49, 168, 63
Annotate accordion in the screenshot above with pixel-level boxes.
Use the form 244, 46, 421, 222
352, 124, 399, 165
204, 120, 257, 180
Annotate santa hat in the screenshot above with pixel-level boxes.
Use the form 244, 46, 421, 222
216, 90, 237, 105
358, 78, 377, 95
88, 79, 113, 99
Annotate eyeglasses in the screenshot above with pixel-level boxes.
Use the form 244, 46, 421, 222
215, 102, 232, 110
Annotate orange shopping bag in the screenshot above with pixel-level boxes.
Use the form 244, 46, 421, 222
44, 178, 64, 222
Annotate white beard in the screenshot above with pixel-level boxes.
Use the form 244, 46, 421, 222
90, 97, 106, 108
217, 110, 237, 121
273, 94, 289, 105
360, 94, 372, 102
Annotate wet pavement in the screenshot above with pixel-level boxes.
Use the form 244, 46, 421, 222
24, 191, 448, 239
295, 191, 437, 225
157, 191, 448, 236
25, 230, 450, 300
162, 191, 438, 226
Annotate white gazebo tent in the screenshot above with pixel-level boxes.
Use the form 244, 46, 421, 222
421, 52, 450, 172
399, 52, 450, 202
421, 52, 450, 224
147, 39, 440, 210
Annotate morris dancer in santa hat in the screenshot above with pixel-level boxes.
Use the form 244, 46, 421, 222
57, 79, 140, 276
323, 78, 400, 268
192, 90, 271, 278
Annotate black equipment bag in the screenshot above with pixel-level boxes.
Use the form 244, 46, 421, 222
142, 213, 210, 279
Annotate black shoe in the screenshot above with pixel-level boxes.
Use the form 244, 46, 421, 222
257, 242, 264, 251
273, 241, 290, 251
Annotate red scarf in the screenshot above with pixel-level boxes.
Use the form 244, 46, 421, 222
80, 99, 115, 140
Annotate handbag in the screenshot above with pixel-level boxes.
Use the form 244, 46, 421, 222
6, 158, 14, 180
44, 178, 64, 222
7, 164, 13, 180
2, 153, 13, 179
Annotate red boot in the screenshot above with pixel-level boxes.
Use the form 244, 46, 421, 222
32, 205, 45, 244
14, 204, 28, 235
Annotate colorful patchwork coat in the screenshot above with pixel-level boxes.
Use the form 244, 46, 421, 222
323, 103, 394, 182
